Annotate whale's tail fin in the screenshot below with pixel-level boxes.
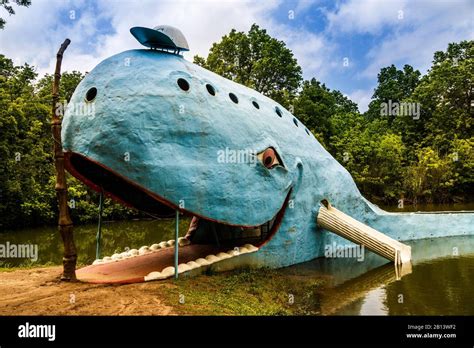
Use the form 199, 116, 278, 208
317, 200, 412, 265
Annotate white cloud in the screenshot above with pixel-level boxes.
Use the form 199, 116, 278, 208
327, 0, 407, 34
0, 0, 334, 84
2, 0, 469, 116
294, 0, 320, 14
265, 22, 334, 80
361, 22, 473, 78
0, 0, 282, 76
327, 0, 474, 79
347, 88, 373, 113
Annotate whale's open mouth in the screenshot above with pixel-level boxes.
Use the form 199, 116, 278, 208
64, 152, 289, 283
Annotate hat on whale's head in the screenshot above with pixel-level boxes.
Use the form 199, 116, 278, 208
130, 25, 190, 52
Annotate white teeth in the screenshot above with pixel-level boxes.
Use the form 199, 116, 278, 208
195, 258, 211, 266
216, 252, 231, 260
178, 264, 191, 273
144, 271, 166, 281
95, 242, 260, 280
178, 237, 191, 246
161, 266, 175, 278
243, 244, 259, 252
186, 261, 200, 270
139, 246, 150, 255
227, 249, 240, 256
205, 254, 220, 263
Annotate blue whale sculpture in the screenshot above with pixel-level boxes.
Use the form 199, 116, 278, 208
61, 27, 474, 283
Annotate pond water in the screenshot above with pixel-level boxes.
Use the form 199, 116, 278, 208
0, 218, 191, 267
283, 235, 474, 315
1, 203, 473, 315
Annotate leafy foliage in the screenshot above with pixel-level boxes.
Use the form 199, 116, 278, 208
194, 24, 302, 107
0, 55, 139, 230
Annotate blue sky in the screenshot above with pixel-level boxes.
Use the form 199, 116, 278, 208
0, 0, 472, 111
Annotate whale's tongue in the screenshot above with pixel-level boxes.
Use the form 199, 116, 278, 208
76, 217, 267, 284
76, 243, 224, 283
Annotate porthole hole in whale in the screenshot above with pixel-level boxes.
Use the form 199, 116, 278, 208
229, 92, 238, 104
65, 152, 291, 277
252, 101, 260, 109
85, 87, 97, 102
206, 83, 215, 96
293, 118, 299, 127
177, 78, 190, 91
275, 106, 283, 117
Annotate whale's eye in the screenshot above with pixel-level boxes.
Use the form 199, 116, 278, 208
257, 147, 282, 169
85, 87, 97, 102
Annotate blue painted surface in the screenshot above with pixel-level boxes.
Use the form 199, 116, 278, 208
62, 49, 474, 269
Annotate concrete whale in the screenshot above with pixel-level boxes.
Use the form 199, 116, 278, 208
61, 28, 474, 283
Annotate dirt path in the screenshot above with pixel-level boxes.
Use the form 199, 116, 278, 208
0, 267, 175, 315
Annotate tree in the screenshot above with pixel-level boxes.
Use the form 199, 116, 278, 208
1, 0, 31, 29
365, 64, 421, 122
0, 54, 138, 230
194, 24, 302, 107
36, 71, 85, 103
329, 112, 405, 202
410, 40, 473, 153
293, 78, 358, 146
0, 54, 51, 228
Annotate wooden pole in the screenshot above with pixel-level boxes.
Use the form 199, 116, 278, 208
174, 210, 179, 279
52, 39, 77, 281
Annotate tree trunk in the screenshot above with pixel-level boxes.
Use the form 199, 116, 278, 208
51, 39, 77, 281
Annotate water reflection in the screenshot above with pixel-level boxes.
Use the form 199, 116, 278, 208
0, 218, 190, 267
1, 212, 474, 315
318, 236, 474, 315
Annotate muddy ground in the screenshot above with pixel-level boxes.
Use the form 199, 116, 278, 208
0, 267, 175, 315
0, 266, 328, 316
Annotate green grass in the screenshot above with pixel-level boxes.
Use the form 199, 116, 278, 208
0, 263, 328, 315
159, 268, 326, 315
